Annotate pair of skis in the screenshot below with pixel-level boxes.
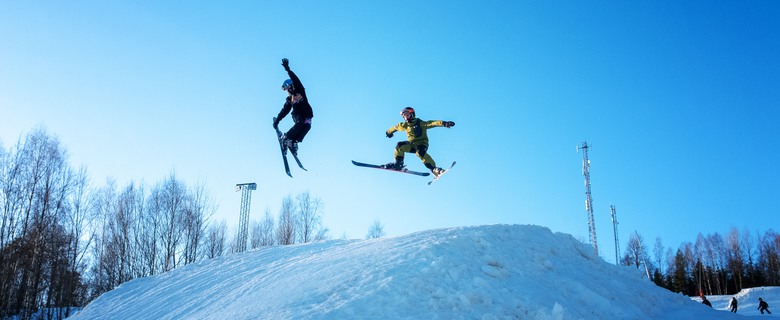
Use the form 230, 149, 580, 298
351, 161, 456, 185
274, 117, 306, 178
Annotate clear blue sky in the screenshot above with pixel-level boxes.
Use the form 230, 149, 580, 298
2, 1, 778, 263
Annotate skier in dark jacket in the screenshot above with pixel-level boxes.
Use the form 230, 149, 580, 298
758, 298, 772, 314
273, 58, 313, 155
729, 297, 738, 313
701, 296, 712, 307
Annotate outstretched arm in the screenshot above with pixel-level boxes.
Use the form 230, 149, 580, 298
282, 58, 304, 89
273, 101, 292, 127
386, 123, 401, 138
423, 120, 455, 128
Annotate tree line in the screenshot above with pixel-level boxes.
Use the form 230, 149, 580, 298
0, 128, 331, 319
621, 227, 780, 296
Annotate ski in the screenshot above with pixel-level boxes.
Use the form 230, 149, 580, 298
351, 160, 431, 176
273, 117, 292, 177
428, 161, 456, 185
290, 151, 307, 171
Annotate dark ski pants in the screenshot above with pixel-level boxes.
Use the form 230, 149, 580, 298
285, 119, 312, 143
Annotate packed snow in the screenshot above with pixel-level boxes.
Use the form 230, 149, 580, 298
70, 225, 777, 319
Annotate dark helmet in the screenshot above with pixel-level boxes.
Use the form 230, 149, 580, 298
281, 79, 293, 91
400, 107, 415, 119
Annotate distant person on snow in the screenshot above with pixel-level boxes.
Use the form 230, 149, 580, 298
758, 297, 771, 314
701, 296, 712, 307
274, 58, 313, 155
729, 297, 737, 313
380, 107, 454, 178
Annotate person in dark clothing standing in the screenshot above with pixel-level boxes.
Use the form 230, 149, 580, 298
758, 298, 772, 314
273, 58, 313, 155
729, 297, 738, 313
701, 296, 712, 307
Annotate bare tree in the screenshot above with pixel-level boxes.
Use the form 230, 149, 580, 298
58, 166, 92, 317
664, 247, 675, 277
692, 232, 731, 295
726, 227, 745, 292
708, 233, 728, 295
251, 209, 275, 249
366, 220, 386, 239
694, 233, 713, 295
741, 228, 758, 286
157, 173, 187, 272
296, 192, 327, 243
114, 182, 141, 285
757, 229, 780, 286
205, 220, 227, 259
89, 179, 118, 299
19, 129, 74, 318
621, 232, 650, 274
276, 196, 296, 245
139, 183, 162, 277
181, 182, 215, 265
650, 237, 666, 286
653, 237, 664, 273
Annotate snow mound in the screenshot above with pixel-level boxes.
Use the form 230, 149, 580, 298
70, 224, 736, 319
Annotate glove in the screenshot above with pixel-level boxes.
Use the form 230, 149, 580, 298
273, 118, 279, 129
281, 58, 290, 71
443, 121, 455, 128
386, 131, 394, 138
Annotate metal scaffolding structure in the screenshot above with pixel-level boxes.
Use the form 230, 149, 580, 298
611, 204, 620, 264
577, 141, 598, 255
235, 182, 256, 253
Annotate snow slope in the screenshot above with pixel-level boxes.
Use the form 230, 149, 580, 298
69, 225, 775, 319
695, 286, 779, 317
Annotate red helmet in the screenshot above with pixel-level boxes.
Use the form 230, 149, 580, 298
400, 107, 415, 119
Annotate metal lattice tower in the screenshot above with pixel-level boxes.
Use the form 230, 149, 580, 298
235, 183, 256, 252
610, 205, 620, 265
578, 141, 598, 255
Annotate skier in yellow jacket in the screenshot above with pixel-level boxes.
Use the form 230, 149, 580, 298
381, 107, 455, 177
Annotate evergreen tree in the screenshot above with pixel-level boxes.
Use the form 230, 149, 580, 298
671, 250, 688, 294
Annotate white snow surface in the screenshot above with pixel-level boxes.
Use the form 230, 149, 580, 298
70, 224, 778, 319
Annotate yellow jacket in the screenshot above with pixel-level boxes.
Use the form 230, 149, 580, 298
386, 119, 446, 146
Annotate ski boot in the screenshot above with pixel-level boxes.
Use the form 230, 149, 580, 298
431, 167, 445, 178
279, 134, 298, 155
381, 160, 405, 171
288, 140, 299, 156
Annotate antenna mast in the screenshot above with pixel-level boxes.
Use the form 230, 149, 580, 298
578, 141, 598, 255
235, 182, 257, 252
611, 205, 620, 264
